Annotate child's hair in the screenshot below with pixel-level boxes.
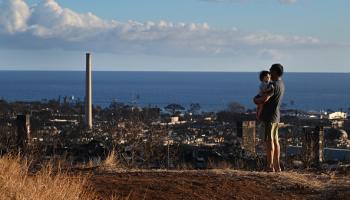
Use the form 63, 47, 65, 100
259, 70, 270, 81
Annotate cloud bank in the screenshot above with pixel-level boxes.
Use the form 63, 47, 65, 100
0, 0, 317, 59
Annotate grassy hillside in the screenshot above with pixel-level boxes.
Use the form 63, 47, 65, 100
1, 154, 349, 200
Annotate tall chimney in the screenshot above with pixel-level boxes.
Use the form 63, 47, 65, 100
85, 53, 93, 129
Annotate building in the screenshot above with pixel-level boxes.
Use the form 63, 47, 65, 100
328, 112, 347, 120
237, 121, 256, 154
16, 114, 31, 150
302, 126, 324, 167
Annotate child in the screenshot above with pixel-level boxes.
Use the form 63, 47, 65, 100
256, 70, 274, 120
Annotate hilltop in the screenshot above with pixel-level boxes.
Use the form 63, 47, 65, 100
1, 154, 349, 200
86, 169, 350, 200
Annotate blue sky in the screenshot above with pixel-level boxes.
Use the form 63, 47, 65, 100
0, 0, 349, 72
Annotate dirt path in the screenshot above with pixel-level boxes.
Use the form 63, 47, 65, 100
87, 170, 350, 200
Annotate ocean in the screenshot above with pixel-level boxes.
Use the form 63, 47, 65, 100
1, 71, 350, 112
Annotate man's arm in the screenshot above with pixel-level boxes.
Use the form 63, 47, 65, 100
254, 94, 271, 105
255, 83, 275, 105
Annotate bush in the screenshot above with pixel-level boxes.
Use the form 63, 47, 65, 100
0, 154, 96, 200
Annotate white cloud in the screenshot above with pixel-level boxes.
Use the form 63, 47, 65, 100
28, 0, 115, 41
259, 49, 284, 60
243, 32, 319, 46
0, 0, 319, 58
0, 0, 30, 33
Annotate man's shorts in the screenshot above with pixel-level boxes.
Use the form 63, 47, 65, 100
262, 122, 279, 141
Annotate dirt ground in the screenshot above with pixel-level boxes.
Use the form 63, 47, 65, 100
86, 169, 350, 200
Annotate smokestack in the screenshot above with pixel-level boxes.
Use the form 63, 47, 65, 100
85, 53, 93, 129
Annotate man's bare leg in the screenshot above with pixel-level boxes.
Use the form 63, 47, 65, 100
266, 139, 275, 172
273, 139, 281, 172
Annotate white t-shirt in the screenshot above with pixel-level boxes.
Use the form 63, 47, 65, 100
259, 81, 274, 96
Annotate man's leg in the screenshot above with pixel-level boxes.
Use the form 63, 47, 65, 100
266, 139, 275, 171
272, 123, 281, 172
265, 123, 275, 172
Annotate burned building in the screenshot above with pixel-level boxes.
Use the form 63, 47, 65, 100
302, 126, 324, 167
16, 114, 31, 150
237, 121, 256, 154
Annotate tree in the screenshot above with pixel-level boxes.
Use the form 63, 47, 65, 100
227, 101, 245, 113
189, 103, 201, 114
109, 99, 124, 110
164, 104, 185, 115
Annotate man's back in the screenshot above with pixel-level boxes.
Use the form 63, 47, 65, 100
261, 79, 285, 123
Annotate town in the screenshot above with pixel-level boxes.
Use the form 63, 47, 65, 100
1, 96, 349, 171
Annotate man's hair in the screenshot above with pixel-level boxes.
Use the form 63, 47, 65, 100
259, 70, 270, 81
270, 63, 284, 77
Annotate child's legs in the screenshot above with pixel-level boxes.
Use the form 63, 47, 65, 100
256, 104, 264, 120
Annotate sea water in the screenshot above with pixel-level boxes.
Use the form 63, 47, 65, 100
1, 71, 350, 112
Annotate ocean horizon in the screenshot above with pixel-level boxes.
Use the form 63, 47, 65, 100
1, 71, 350, 112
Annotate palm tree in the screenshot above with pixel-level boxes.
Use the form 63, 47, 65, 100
227, 101, 245, 113
189, 103, 201, 115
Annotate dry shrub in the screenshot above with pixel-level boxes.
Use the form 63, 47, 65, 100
86, 157, 102, 168
0, 154, 96, 200
207, 160, 233, 170
176, 162, 194, 170
276, 171, 324, 189
100, 149, 122, 171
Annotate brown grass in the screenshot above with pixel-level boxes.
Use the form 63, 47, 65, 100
207, 160, 233, 169
98, 149, 124, 172
0, 154, 96, 200
2, 152, 348, 200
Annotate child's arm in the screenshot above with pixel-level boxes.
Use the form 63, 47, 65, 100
254, 95, 270, 105
262, 84, 275, 95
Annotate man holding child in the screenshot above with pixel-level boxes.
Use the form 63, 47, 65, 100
254, 64, 285, 172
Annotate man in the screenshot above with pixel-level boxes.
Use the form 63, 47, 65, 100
254, 64, 285, 172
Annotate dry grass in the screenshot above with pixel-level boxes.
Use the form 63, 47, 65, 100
175, 162, 194, 170
208, 168, 350, 195
0, 154, 96, 200
2, 152, 347, 200
207, 160, 234, 170
98, 149, 123, 171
